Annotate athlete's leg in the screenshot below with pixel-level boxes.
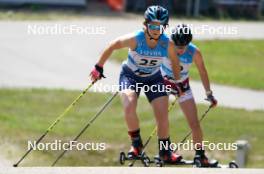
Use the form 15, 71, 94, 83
150, 96, 182, 162
143, 71, 182, 162
120, 89, 143, 157
150, 96, 169, 138
179, 94, 213, 166
120, 89, 139, 131
119, 66, 143, 157
179, 98, 203, 145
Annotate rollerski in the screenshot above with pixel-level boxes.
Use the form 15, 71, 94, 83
119, 146, 150, 167
154, 150, 184, 167
193, 154, 239, 168
119, 129, 151, 167
153, 154, 193, 167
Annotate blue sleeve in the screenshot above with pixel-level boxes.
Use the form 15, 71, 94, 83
159, 34, 169, 57
134, 30, 144, 51
135, 30, 144, 43
188, 42, 197, 56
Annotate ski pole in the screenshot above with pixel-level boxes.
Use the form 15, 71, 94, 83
51, 91, 119, 166
173, 104, 213, 152
129, 97, 178, 166
13, 81, 96, 167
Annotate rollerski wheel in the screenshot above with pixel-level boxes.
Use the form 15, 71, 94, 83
141, 156, 151, 167
229, 161, 239, 168
215, 161, 239, 168
119, 152, 126, 165
193, 157, 202, 168
127, 154, 148, 167
119, 151, 150, 167
154, 156, 164, 167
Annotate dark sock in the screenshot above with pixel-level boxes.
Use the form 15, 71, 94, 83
158, 137, 171, 156
195, 149, 205, 157
128, 129, 142, 148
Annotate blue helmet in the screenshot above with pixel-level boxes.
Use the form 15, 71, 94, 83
144, 5, 169, 26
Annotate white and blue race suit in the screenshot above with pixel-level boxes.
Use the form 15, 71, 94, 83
161, 42, 197, 103
119, 30, 169, 102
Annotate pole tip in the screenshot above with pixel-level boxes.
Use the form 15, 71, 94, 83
13, 164, 18, 167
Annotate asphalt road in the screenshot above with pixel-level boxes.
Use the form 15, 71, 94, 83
0, 19, 264, 110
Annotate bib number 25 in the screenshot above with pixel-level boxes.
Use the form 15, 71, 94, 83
139, 59, 158, 66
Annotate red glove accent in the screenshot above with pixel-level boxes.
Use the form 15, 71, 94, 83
210, 97, 218, 107
90, 64, 105, 82
206, 94, 218, 107
163, 77, 184, 96
90, 67, 101, 81
164, 78, 177, 93
164, 78, 178, 90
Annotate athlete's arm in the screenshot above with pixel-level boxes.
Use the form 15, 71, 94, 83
168, 41, 181, 81
194, 49, 217, 107
90, 33, 136, 81
193, 48, 211, 92
97, 33, 137, 67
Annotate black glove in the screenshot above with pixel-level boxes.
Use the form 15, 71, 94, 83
90, 64, 106, 82
163, 76, 185, 96
175, 81, 185, 96
95, 64, 106, 78
205, 91, 217, 107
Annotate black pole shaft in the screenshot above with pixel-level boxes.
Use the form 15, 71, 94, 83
51, 91, 118, 166
13, 131, 48, 167
13, 82, 95, 167
174, 105, 212, 152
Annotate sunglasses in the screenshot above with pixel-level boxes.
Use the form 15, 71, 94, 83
147, 24, 161, 31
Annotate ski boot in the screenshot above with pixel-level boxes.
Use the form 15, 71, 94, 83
119, 145, 150, 167
119, 129, 150, 167
154, 150, 184, 167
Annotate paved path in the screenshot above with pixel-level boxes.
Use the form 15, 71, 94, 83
0, 156, 11, 167
0, 20, 264, 110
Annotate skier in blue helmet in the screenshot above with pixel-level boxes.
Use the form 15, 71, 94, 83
144, 5, 169, 40
90, 5, 184, 163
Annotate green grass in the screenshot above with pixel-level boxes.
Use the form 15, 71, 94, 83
0, 88, 263, 167
111, 40, 264, 90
